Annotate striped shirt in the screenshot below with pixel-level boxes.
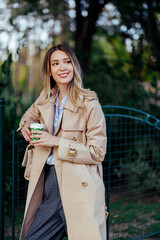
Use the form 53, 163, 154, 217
46, 89, 68, 165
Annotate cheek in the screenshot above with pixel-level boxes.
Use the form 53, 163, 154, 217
51, 69, 57, 77
69, 66, 74, 77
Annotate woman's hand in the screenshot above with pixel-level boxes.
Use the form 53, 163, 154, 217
30, 130, 60, 147
21, 124, 31, 141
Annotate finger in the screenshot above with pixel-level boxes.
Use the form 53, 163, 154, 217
21, 127, 30, 137
23, 133, 29, 141
26, 128, 31, 135
31, 130, 43, 134
30, 139, 43, 145
30, 135, 43, 142
24, 130, 31, 138
25, 135, 30, 142
23, 132, 30, 141
25, 129, 31, 137
23, 135, 28, 141
30, 134, 42, 139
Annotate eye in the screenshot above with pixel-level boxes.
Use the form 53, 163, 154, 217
66, 60, 71, 64
52, 62, 58, 66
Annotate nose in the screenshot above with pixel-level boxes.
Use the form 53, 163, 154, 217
59, 61, 66, 71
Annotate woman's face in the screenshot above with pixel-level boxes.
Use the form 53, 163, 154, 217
50, 50, 74, 87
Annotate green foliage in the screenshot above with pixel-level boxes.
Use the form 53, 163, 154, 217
110, 200, 160, 239
4, 0, 160, 118
0, 55, 22, 212
0, 54, 20, 131
115, 135, 160, 193
84, 35, 151, 111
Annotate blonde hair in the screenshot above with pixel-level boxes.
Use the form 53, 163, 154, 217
41, 44, 97, 111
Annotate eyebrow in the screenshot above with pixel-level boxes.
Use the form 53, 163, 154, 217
51, 58, 70, 62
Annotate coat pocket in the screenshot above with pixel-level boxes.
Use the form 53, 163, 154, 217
61, 122, 85, 143
86, 164, 104, 186
22, 144, 35, 180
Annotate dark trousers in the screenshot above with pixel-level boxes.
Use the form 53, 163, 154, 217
25, 164, 67, 240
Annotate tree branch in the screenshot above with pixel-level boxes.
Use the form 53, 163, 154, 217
75, 0, 110, 69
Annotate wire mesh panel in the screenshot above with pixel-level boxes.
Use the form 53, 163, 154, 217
12, 131, 28, 240
103, 106, 160, 240
10, 106, 160, 240
4, 152, 12, 240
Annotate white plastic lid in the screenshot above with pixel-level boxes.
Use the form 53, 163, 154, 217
30, 123, 44, 129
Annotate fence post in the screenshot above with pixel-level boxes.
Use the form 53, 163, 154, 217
107, 116, 112, 240
12, 130, 15, 240
0, 98, 4, 240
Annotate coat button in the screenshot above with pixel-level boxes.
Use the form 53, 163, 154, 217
82, 182, 88, 187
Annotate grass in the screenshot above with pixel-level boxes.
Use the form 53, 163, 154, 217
121, 226, 141, 235
147, 224, 160, 237
112, 237, 131, 240
109, 200, 160, 239
152, 211, 160, 221
4, 197, 160, 239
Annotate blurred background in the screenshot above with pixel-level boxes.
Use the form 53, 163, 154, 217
0, 0, 160, 131
1, 1, 160, 239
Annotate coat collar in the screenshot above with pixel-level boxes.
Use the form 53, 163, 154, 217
53, 99, 78, 136
50, 87, 79, 113
37, 100, 55, 134
63, 100, 78, 113
37, 87, 78, 134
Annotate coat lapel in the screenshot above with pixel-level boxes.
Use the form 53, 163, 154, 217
54, 112, 63, 136
63, 99, 79, 113
37, 91, 79, 136
37, 97, 55, 134
54, 99, 78, 136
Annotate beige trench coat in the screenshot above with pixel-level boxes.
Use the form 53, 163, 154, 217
19, 88, 107, 240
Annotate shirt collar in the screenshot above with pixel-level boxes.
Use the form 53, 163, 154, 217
55, 88, 68, 108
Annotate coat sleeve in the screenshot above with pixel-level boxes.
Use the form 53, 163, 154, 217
57, 99, 107, 165
17, 91, 44, 131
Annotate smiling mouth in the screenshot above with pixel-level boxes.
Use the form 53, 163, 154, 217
58, 73, 69, 78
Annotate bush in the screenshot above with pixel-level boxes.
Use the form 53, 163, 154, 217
115, 135, 160, 193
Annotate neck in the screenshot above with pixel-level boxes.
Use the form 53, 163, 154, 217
57, 84, 68, 100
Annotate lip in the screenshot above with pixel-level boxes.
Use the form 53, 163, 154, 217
58, 73, 69, 78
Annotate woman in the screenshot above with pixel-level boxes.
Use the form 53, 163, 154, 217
18, 44, 107, 240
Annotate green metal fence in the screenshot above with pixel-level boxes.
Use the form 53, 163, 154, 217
0, 98, 4, 240
3, 105, 160, 239
103, 106, 160, 240
11, 131, 28, 239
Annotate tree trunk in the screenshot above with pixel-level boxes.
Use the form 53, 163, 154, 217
147, 0, 160, 72
74, 0, 109, 71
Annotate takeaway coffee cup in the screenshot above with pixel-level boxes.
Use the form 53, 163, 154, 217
30, 123, 44, 141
